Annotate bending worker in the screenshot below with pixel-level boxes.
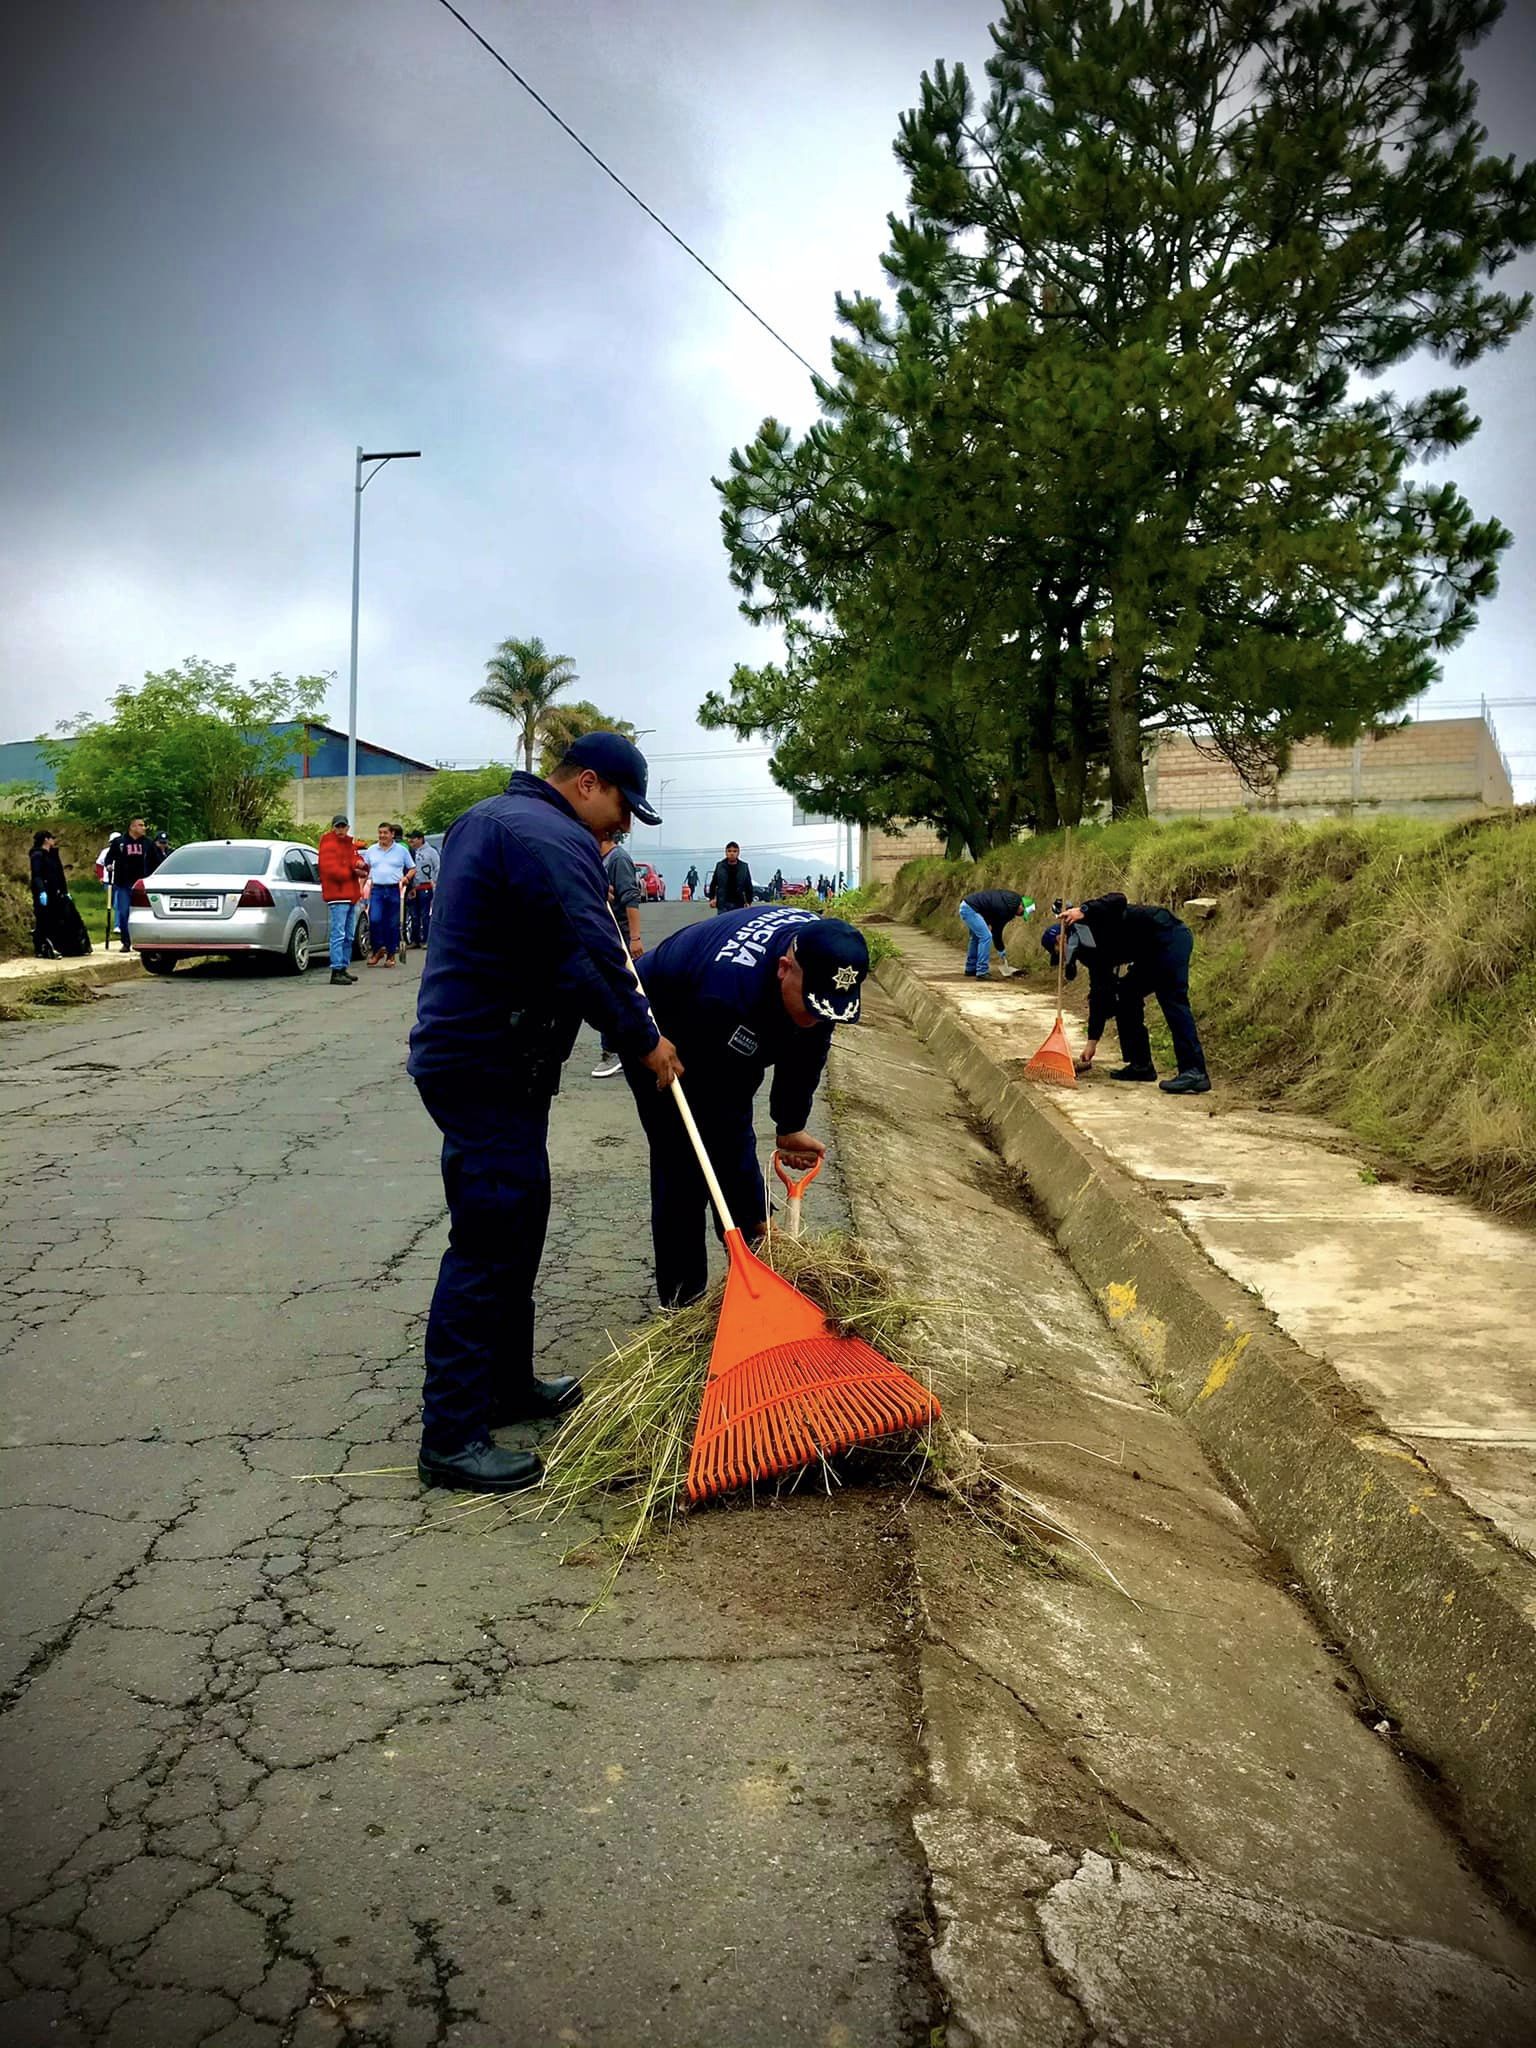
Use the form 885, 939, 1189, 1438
624, 904, 869, 1307
408, 733, 683, 1494
958, 886, 1034, 979
1043, 892, 1210, 1096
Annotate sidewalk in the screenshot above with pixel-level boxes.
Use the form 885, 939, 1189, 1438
0, 948, 144, 991
875, 922, 1536, 1914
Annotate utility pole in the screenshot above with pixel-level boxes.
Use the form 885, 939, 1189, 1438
347, 446, 421, 830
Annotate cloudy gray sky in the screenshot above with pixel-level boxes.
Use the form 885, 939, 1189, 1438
3, 0, 1534, 856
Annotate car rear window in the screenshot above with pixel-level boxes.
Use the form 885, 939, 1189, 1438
154, 845, 274, 877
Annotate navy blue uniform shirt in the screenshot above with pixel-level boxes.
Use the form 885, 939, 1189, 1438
1077, 892, 1187, 1040
408, 773, 658, 1086
637, 905, 833, 1133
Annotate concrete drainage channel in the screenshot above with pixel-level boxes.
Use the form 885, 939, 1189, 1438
871, 947, 1536, 1925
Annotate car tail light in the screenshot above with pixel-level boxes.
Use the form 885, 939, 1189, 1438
237, 878, 273, 908
130, 879, 149, 906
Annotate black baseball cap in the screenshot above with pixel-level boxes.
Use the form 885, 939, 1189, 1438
562, 731, 661, 827
794, 917, 870, 1024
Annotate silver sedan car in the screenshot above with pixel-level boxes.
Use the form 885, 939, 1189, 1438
128, 839, 359, 976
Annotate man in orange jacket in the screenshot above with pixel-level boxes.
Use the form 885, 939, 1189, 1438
317, 813, 368, 986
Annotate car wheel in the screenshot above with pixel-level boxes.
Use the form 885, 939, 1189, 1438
353, 910, 371, 961
284, 922, 310, 975
141, 951, 176, 976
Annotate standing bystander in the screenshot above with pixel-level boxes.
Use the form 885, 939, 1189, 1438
405, 831, 440, 949
363, 822, 414, 966
109, 819, 161, 952
318, 814, 368, 987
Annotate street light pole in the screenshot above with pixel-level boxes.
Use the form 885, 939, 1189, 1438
346, 445, 421, 830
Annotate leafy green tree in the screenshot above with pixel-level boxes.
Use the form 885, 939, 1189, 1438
416, 763, 514, 834
535, 700, 639, 776
707, 0, 1533, 833
473, 637, 579, 774
43, 660, 329, 841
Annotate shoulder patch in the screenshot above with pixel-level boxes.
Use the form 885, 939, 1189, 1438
727, 1026, 759, 1057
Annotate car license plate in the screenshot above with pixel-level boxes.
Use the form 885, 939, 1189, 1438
169, 896, 218, 911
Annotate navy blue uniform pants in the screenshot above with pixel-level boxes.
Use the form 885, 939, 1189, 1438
624, 1065, 765, 1307
416, 1078, 551, 1454
1114, 926, 1207, 1075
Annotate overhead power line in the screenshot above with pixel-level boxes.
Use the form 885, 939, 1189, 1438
432, 0, 821, 377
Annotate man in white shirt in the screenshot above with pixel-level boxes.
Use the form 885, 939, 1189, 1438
363, 822, 414, 966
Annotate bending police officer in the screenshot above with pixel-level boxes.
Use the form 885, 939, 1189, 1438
408, 733, 683, 1493
623, 905, 869, 1308
1042, 892, 1211, 1095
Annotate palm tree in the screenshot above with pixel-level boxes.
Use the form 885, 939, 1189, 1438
472, 637, 580, 774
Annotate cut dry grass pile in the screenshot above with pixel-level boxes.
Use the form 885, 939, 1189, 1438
887, 808, 1536, 1216
408, 1231, 1104, 1606
0, 976, 98, 1023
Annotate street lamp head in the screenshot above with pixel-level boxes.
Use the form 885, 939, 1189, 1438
359, 450, 422, 461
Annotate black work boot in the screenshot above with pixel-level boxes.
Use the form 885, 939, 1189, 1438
1110, 1064, 1159, 1082
417, 1437, 542, 1493
489, 1375, 583, 1429
330, 968, 357, 986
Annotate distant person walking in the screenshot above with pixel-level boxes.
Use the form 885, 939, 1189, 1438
593, 829, 643, 1079
685, 864, 700, 898
405, 831, 440, 949
318, 813, 368, 986
707, 842, 752, 914
108, 819, 161, 952
364, 822, 414, 966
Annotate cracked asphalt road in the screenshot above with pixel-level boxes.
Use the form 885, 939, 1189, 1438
0, 908, 940, 2048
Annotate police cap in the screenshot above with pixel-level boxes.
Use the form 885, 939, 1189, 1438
794, 917, 870, 1024
562, 731, 661, 827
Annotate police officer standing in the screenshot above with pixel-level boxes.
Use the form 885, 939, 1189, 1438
623, 904, 869, 1307
408, 733, 683, 1492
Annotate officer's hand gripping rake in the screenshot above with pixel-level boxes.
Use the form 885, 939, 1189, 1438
771, 1149, 823, 1240
613, 919, 940, 1503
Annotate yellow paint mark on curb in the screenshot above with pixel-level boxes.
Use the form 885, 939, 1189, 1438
1103, 1282, 1138, 1321
1198, 1330, 1251, 1402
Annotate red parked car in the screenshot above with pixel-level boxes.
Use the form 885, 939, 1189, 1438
633, 861, 666, 902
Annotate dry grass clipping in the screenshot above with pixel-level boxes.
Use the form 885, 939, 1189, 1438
484, 1230, 1108, 1606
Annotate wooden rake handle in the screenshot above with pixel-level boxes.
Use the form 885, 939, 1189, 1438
608, 908, 739, 1237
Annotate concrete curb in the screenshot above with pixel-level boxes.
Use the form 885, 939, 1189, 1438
0, 954, 146, 1000
876, 946, 1536, 1914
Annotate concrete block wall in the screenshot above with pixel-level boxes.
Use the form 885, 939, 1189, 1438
1150, 718, 1512, 820
860, 822, 952, 884
288, 771, 438, 831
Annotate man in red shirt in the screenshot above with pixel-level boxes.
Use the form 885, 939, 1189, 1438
316, 813, 368, 986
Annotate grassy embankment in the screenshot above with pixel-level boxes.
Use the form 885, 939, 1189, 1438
882, 808, 1536, 1218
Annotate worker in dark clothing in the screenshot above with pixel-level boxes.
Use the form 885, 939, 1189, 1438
623, 906, 869, 1307
408, 732, 684, 1493
109, 818, 163, 951
706, 841, 753, 913
958, 888, 1035, 979
1043, 893, 1210, 1095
